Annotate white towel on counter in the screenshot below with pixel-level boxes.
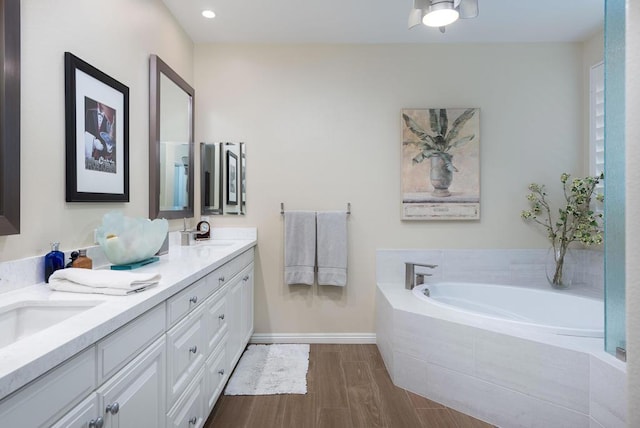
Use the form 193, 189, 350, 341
284, 211, 316, 285
49, 268, 161, 292
48, 281, 157, 296
316, 211, 348, 286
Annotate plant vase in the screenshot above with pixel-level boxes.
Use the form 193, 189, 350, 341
430, 155, 452, 197
545, 246, 575, 289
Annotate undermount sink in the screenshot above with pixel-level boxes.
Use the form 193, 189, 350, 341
0, 300, 103, 348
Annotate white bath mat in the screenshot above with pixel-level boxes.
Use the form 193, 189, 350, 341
224, 344, 310, 395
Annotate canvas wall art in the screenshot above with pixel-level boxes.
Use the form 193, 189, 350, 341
401, 108, 480, 220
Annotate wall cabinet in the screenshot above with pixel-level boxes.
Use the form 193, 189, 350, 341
0, 248, 254, 428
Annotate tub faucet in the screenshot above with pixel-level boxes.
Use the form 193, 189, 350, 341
405, 262, 438, 290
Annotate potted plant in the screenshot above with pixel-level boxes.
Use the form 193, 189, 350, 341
521, 173, 604, 288
402, 109, 477, 197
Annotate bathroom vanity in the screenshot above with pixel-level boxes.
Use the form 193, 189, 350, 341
0, 232, 256, 427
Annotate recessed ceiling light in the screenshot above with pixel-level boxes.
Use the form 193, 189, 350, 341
202, 10, 216, 19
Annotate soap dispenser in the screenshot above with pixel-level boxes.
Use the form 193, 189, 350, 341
44, 242, 64, 283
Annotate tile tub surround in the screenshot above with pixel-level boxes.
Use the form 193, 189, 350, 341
376, 248, 604, 298
375, 250, 626, 427
0, 228, 256, 400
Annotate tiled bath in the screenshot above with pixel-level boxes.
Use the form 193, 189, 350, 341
375, 249, 625, 428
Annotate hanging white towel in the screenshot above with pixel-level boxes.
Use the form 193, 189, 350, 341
316, 211, 348, 286
49, 268, 161, 290
284, 211, 316, 285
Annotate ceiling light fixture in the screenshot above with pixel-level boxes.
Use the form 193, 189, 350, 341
201, 10, 216, 19
409, 0, 479, 33
422, 2, 459, 27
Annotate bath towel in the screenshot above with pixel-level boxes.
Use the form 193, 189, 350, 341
316, 211, 348, 286
284, 211, 316, 285
49, 268, 161, 291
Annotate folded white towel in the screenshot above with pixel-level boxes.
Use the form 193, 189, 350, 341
49, 268, 161, 290
48, 281, 157, 296
284, 211, 316, 286
316, 211, 348, 287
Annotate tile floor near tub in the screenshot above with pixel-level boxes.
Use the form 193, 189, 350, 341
207, 344, 493, 428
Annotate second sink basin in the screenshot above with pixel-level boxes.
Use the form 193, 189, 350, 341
0, 300, 104, 348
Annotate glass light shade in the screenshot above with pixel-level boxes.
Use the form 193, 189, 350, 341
202, 10, 216, 19
422, 8, 459, 27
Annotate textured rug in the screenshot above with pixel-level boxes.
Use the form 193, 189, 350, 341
224, 344, 310, 395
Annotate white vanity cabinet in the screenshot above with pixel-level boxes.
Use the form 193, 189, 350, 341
0, 245, 255, 428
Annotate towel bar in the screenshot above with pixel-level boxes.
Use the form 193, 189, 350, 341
280, 202, 351, 215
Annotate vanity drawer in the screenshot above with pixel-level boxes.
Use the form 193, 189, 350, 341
0, 347, 96, 427
167, 275, 212, 327
205, 287, 228, 354
97, 302, 166, 383
167, 304, 206, 407
215, 249, 253, 287
167, 367, 206, 428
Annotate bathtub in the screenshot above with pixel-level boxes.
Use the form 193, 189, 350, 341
412, 282, 604, 338
376, 282, 626, 428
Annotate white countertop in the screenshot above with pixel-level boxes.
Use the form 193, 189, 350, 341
0, 238, 256, 400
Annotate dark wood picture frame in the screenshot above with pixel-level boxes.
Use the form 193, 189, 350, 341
226, 150, 238, 205
64, 52, 129, 202
0, 0, 20, 235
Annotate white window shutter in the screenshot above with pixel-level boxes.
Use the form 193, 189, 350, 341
589, 61, 604, 214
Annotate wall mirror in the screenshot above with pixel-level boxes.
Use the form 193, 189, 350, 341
149, 54, 194, 219
0, 0, 20, 235
201, 142, 223, 215
202, 142, 245, 215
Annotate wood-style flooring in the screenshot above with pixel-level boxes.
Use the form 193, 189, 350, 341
205, 344, 493, 428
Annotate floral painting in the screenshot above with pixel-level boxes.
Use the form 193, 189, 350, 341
401, 108, 480, 220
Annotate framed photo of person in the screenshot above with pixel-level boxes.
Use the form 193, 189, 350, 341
64, 52, 129, 202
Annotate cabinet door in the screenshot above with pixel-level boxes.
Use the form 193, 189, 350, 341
240, 265, 254, 344
226, 275, 244, 368
166, 367, 206, 428
204, 338, 227, 412
98, 337, 166, 428
51, 394, 100, 428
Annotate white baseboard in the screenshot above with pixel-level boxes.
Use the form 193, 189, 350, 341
250, 333, 377, 344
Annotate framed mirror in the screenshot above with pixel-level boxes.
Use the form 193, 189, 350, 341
239, 142, 246, 215
200, 142, 223, 215
0, 0, 20, 235
149, 55, 194, 219
222, 142, 242, 215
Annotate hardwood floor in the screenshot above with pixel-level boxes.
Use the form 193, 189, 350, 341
205, 344, 493, 428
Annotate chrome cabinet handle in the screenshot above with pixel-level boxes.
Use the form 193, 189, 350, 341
218, 314, 225, 320
218, 276, 225, 283
189, 345, 198, 354
189, 416, 197, 425
106, 402, 119, 414
218, 369, 225, 375
189, 296, 198, 304
242, 275, 250, 281
89, 417, 104, 428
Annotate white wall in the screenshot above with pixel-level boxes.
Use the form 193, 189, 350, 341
0, 0, 194, 262
626, 0, 640, 423
195, 43, 585, 335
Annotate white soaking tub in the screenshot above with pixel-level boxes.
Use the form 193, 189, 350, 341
412, 282, 604, 338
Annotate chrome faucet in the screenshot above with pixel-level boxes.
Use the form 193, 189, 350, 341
405, 262, 438, 290
180, 218, 200, 246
